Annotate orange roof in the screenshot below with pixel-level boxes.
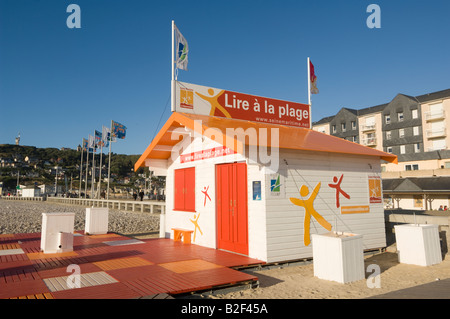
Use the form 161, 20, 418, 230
134, 112, 397, 171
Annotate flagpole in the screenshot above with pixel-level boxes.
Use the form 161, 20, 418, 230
171, 20, 175, 112
91, 132, 96, 199
84, 143, 89, 198
107, 120, 112, 200
307, 57, 312, 129
98, 140, 103, 199
79, 139, 84, 198
307, 57, 311, 106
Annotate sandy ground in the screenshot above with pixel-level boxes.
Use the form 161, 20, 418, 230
211, 250, 450, 299
133, 233, 450, 299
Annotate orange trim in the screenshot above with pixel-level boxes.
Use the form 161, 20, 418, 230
134, 112, 398, 170
341, 205, 370, 214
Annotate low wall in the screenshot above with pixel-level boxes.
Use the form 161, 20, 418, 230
46, 197, 166, 214
1, 196, 44, 201
1, 196, 165, 214
385, 209, 450, 255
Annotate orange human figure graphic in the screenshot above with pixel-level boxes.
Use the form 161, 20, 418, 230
195, 89, 232, 118
190, 212, 203, 242
290, 182, 332, 246
328, 174, 350, 208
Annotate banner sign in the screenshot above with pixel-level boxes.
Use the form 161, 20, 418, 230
175, 81, 311, 128
180, 146, 236, 164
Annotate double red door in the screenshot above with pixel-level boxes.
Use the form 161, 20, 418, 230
216, 162, 248, 255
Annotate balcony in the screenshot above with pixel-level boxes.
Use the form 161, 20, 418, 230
425, 110, 445, 121
427, 145, 447, 152
426, 128, 446, 139
361, 137, 377, 146
360, 124, 376, 132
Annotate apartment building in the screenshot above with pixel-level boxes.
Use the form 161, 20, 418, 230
312, 88, 450, 210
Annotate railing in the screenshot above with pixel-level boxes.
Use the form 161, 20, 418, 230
360, 124, 376, 132
1, 196, 44, 201
427, 145, 447, 152
361, 137, 377, 146
47, 197, 166, 214
0, 196, 165, 214
426, 128, 446, 138
424, 110, 445, 121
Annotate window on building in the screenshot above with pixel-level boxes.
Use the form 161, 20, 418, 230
413, 126, 420, 136
352, 136, 357, 142
387, 146, 393, 153
385, 114, 391, 124
412, 109, 418, 119
399, 128, 405, 138
414, 143, 420, 153
174, 167, 195, 212
386, 131, 391, 140
332, 125, 336, 133
405, 164, 419, 171
341, 123, 346, 132
432, 138, 446, 151
398, 112, 404, 122
400, 145, 406, 154
429, 103, 444, 119
351, 121, 356, 130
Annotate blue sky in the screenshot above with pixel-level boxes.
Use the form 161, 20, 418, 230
1, 0, 449, 155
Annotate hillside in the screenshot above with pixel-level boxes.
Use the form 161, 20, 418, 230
0, 144, 146, 191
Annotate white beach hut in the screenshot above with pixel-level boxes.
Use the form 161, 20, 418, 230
135, 110, 397, 263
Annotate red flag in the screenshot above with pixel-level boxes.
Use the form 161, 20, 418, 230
310, 61, 319, 94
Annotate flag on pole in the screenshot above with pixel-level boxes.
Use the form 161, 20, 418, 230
95, 130, 102, 148
88, 134, 95, 152
111, 121, 127, 139
174, 24, 189, 71
309, 60, 319, 94
82, 138, 88, 151
102, 125, 110, 147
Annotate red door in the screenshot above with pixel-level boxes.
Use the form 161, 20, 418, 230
216, 162, 248, 255
174, 167, 195, 212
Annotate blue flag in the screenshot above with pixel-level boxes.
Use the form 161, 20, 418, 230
112, 121, 127, 139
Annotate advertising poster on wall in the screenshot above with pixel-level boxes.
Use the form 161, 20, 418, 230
368, 174, 382, 204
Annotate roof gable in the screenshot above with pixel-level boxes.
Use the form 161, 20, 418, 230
394, 178, 423, 192
135, 112, 398, 170
383, 94, 419, 113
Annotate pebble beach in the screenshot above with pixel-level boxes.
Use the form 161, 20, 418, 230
0, 199, 160, 236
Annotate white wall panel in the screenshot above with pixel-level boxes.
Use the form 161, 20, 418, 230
265, 150, 386, 263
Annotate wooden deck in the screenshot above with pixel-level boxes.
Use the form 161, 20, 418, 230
0, 232, 263, 299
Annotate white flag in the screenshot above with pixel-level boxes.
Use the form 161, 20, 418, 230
88, 134, 95, 152
102, 125, 110, 147
175, 25, 189, 71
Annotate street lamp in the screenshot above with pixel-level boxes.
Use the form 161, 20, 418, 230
54, 166, 58, 196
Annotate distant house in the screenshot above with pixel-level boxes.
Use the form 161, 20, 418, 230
25, 156, 39, 164
0, 157, 13, 168
38, 184, 63, 195
22, 186, 41, 198
383, 176, 450, 210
